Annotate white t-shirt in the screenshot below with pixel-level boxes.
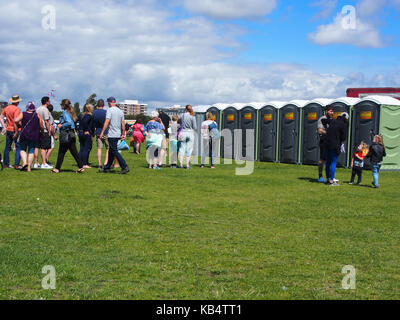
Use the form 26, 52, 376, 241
106, 107, 124, 138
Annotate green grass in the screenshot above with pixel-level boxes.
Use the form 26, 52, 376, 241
0, 137, 399, 300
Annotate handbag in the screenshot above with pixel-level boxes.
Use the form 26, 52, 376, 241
59, 130, 75, 144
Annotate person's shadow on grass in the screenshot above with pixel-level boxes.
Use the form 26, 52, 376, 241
298, 177, 321, 184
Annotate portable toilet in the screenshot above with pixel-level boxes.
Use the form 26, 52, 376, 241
301, 99, 333, 166
329, 97, 360, 167
221, 104, 240, 160
207, 106, 222, 128
279, 100, 309, 164
237, 103, 265, 161
192, 105, 212, 157
352, 96, 400, 170
259, 101, 286, 163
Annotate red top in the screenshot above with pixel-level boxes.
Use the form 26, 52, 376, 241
1, 104, 21, 132
353, 151, 365, 161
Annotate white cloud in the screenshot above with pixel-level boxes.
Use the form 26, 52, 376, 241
181, 0, 277, 20
311, 0, 338, 20
357, 0, 386, 17
309, 13, 384, 48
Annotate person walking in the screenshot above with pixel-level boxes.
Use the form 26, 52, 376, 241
99, 97, 129, 174
92, 99, 109, 169
178, 105, 197, 169
46, 104, 58, 165
366, 135, 386, 189
324, 112, 349, 186
200, 112, 218, 169
145, 111, 165, 170
14, 102, 44, 172
0, 95, 22, 169
317, 105, 334, 183
77, 104, 94, 168
51, 99, 84, 174
158, 111, 171, 167
132, 118, 145, 154
34, 97, 53, 169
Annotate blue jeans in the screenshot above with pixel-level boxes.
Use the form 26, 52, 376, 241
78, 134, 93, 166
325, 149, 339, 181
372, 164, 381, 187
4, 131, 21, 167
104, 138, 128, 170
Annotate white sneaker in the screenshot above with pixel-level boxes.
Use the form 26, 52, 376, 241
41, 163, 53, 169
33, 163, 40, 169
333, 178, 339, 183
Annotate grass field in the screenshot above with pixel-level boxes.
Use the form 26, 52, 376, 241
0, 136, 399, 300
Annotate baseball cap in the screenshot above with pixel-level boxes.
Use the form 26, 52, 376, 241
107, 97, 116, 103
340, 112, 349, 120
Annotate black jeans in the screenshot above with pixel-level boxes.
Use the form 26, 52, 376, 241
350, 166, 363, 184
56, 137, 83, 170
78, 134, 93, 166
104, 138, 128, 170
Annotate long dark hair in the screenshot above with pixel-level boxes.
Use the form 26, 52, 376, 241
61, 99, 77, 122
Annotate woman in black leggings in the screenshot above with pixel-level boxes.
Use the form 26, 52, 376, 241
51, 99, 84, 173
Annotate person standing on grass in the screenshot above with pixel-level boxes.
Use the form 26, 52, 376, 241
145, 111, 165, 170
158, 110, 170, 167
168, 115, 179, 168
34, 97, 53, 169
178, 105, 197, 169
99, 97, 130, 174
317, 105, 334, 183
92, 99, 109, 169
324, 112, 349, 186
0, 95, 22, 169
349, 142, 369, 186
14, 102, 44, 172
200, 112, 218, 169
366, 135, 386, 189
132, 118, 145, 154
77, 104, 94, 169
51, 99, 84, 174
46, 104, 58, 165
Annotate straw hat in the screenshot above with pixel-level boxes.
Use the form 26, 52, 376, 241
9, 95, 22, 103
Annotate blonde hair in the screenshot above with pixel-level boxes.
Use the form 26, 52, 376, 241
206, 112, 213, 120
61, 99, 77, 122
82, 104, 94, 115
375, 134, 385, 147
172, 115, 179, 122
185, 105, 195, 116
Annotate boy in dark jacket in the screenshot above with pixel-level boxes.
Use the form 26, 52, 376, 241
349, 142, 368, 185
366, 135, 386, 188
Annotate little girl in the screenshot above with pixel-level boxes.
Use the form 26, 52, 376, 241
349, 142, 368, 185
366, 135, 386, 189
168, 115, 179, 168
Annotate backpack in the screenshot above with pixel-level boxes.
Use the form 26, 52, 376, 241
209, 121, 220, 140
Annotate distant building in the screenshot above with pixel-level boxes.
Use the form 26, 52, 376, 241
118, 100, 148, 116
158, 105, 186, 117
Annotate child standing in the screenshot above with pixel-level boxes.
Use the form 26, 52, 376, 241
200, 112, 218, 169
349, 142, 368, 185
168, 115, 179, 168
366, 135, 386, 189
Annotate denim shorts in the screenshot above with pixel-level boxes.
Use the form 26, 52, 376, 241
20, 140, 38, 154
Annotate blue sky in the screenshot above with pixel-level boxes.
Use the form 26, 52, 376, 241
0, 0, 399, 110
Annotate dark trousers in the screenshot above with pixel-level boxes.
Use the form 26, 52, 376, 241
4, 131, 21, 167
350, 166, 363, 184
78, 134, 93, 166
201, 139, 214, 166
56, 137, 83, 170
104, 138, 128, 170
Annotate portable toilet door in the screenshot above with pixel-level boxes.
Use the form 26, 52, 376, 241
352, 96, 400, 170
259, 102, 286, 162
207, 106, 221, 128
301, 99, 332, 165
279, 100, 308, 164
221, 105, 239, 160
330, 97, 360, 167
238, 104, 259, 161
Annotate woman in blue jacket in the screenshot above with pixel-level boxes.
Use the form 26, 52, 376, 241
52, 99, 84, 173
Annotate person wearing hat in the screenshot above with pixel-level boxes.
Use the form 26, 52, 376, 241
324, 112, 349, 186
99, 97, 130, 174
0, 95, 22, 169
13, 102, 44, 172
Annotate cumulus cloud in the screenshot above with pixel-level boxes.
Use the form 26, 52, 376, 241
310, 0, 338, 20
309, 12, 384, 48
181, 0, 277, 20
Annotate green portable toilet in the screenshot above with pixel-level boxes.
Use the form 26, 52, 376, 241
301, 99, 333, 166
192, 105, 212, 157
279, 100, 309, 164
329, 97, 360, 168
259, 101, 286, 163
352, 96, 400, 170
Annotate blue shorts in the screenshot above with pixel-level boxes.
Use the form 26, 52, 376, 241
20, 140, 38, 154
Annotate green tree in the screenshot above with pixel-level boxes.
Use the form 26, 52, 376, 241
74, 102, 81, 116
52, 111, 63, 120
86, 93, 97, 106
